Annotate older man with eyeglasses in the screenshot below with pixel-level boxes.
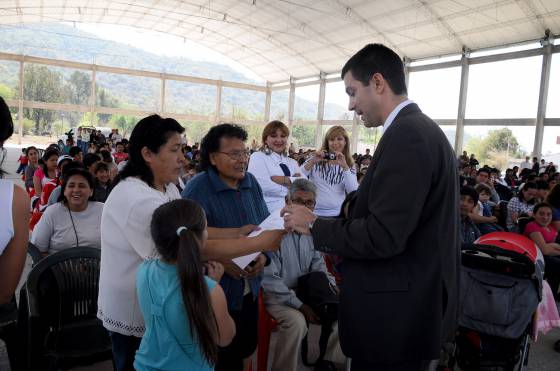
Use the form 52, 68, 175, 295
262, 178, 344, 371
182, 123, 284, 371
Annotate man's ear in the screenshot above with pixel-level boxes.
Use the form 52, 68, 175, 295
209, 152, 217, 166
371, 72, 385, 92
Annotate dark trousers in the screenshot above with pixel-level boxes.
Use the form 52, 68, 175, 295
545, 255, 560, 300
215, 293, 258, 371
108, 331, 142, 371
351, 359, 437, 371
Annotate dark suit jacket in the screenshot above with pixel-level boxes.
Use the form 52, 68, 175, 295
312, 103, 460, 364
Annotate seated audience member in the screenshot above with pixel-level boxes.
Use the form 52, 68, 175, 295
88, 142, 98, 154
476, 168, 500, 203
100, 149, 118, 180
83, 152, 101, 175
134, 199, 235, 371
523, 202, 560, 300
24, 146, 40, 195
460, 186, 481, 244
471, 183, 501, 235
47, 160, 85, 206
31, 168, 103, 254
549, 178, 558, 191
536, 180, 549, 203
262, 179, 344, 371
113, 142, 129, 165
33, 148, 59, 199
69, 145, 83, 163
507, 182, 537, 231
92, 162, 113, 203
546, 184, 560, 232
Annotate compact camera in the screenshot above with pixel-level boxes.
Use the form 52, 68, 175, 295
323, 152, 337, 160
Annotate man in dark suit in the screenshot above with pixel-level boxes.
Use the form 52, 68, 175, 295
282, 44, 460, 371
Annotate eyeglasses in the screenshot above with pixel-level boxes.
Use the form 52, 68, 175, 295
291, 198, 316, 208
216, 150, 251, 160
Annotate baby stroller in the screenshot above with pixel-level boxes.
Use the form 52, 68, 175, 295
455, 232, 543, 371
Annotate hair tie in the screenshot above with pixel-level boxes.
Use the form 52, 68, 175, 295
176, 226, 188, 236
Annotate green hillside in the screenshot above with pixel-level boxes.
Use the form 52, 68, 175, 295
0, 22, 349, 138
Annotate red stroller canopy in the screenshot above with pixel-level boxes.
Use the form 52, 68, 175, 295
475, 232, 538, 264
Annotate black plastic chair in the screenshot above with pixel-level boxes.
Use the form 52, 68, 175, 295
19, 247, 112, 370
0, 296, 19, 370
27, 242, 44, 265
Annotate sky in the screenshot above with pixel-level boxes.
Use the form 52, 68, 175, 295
15, 23, 560, 156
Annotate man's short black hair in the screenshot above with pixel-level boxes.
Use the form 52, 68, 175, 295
477, 168, 490, 176
460, 185, 479, 204
69, 146, 82, 158
536, 180, 549, 190
341, 43, 407, 95
83, 153, 101, 169
199, 123, 248, 171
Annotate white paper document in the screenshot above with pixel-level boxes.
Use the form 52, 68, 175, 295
232, 209, 285, 269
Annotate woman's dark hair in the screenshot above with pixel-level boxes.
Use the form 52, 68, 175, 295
533, 202, 553, 216
199, 123, 247, 171
120, 114, 184, 188
69, 146, 82, 158
39, 148, 60, 175
58, 168, 95, 204
546, 184, 560, 208
518, 182, 537, 203
0, 97, 14, 177
150, 199, 218, 364
25, 146, 38, 157
340, 43, 407, 95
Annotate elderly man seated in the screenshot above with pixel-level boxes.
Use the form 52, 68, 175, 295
262, 178, 344, 371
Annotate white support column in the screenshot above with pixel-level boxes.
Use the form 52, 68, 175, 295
403, 57, 410, 91
215, 80, 222, 124
533, 41, 553, 158
351, 113, 360, 154
264, 82, 271, 122
17, 60, 24, 144
315, 72, 327, 148
160, 75, 166, 114
288, 77, 295, 130
90, 68, 96, 126
454, 49, 470, 154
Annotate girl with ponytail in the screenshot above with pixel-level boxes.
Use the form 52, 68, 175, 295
134, 199, 236, 370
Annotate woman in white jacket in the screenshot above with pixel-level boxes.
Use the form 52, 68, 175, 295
248, 120, 303, 213
301, 126, 358, 217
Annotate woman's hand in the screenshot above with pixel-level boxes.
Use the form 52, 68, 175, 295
335, 152, 349, 170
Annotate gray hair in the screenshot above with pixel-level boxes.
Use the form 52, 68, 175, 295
287, 178, 317, 199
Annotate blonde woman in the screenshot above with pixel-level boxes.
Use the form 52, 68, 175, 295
301, 126, 358, 217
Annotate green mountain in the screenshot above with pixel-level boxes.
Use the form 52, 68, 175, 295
0, 23, 349, 126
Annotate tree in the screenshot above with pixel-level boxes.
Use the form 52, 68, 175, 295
0, 83, 15, 99
291, 125, 316, 148
97, 87, 121, 124
465, 128, 524, 168
23, 65, 64, 134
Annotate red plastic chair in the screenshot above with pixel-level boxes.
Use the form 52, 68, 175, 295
257, 290, 277, 371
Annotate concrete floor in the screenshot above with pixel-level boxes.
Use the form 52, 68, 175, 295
2, 143, 560, 370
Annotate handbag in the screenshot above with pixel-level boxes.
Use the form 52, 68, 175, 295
296, 271, 339, 367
